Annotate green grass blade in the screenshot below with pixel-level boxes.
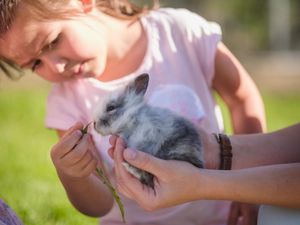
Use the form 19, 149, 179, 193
95, 168, 126, 223
81, 123, 126, 223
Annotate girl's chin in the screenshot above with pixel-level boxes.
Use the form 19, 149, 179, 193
94, 73, 104, 79
74, 71, 98, 79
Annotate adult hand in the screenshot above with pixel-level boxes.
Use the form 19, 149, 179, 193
108, 136, 205, 211
196, 126, 220, 169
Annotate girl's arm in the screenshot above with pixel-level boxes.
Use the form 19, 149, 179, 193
56, 168, 113, 217
51, 123, 113, 217
212, 42, 267, 134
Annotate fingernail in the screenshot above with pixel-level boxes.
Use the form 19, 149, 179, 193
124, 148, 137, 160
75, 130, 82, 136
75, 122, 83, 127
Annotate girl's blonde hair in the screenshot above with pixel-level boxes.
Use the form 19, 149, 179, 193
1, 0, 159, 35
0, 0, 159, 79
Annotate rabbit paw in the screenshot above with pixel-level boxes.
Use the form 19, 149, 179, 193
122, 162, 154, 188
122, 162, 142, 179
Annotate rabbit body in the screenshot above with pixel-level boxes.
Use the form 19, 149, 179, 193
94, 74, 204, 187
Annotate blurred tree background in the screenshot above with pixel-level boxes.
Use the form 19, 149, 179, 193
138, 0, 300, 53
133, 0, 300, 92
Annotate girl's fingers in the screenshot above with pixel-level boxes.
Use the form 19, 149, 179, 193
51, 130, 83, 159
109, 135, 118, 146
67, 151, 96, 177
81, 157, 98, 177
88, 135, 101, 160
80, 151, 94, 170
62, 134, 90, 165
61, 122, 84, 139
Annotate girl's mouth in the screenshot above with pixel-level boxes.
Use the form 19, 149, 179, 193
73, 62, 85, 77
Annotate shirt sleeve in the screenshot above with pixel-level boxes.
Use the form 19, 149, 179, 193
167, 8, 222, 86
45, 84, 82, 131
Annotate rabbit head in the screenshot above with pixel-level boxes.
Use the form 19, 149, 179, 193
93, 73, 149, 136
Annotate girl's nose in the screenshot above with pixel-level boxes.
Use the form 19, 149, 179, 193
41, 53, 68, 74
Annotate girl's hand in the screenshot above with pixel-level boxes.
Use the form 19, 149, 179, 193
108, 136, 204, 211
50, 122, 98, 179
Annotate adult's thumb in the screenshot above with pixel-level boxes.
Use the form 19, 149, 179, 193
123, 148, 164, 175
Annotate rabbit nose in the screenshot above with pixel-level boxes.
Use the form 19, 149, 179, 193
101, 119, 109, 126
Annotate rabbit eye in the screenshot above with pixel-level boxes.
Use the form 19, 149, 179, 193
106, 105, 116, 112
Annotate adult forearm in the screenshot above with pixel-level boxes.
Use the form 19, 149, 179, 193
203, 123, 300, 169
199, 163, 300, 208
58, 171, 113, 217
230, 124, 300, 169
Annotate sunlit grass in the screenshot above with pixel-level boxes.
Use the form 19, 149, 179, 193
216, 91, 300, 133
0, 88, 98, 225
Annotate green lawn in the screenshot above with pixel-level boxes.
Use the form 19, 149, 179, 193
0, 88, 98, 225
217, 91, 300, 133
0, 87, 299, 225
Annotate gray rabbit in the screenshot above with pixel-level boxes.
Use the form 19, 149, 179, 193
93, 73, 204, 188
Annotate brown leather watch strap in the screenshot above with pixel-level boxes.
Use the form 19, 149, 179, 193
214, 133, 233, 170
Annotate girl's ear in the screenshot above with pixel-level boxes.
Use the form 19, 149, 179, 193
80, 0, 96, 13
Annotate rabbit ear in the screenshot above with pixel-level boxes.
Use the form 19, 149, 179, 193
128, 73, 149, 96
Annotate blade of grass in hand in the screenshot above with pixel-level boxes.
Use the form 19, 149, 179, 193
81, 122, 92, 134
81, 123, 126, 223
96, 168, 126, 223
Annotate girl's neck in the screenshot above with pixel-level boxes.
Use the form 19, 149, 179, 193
97, 16, 147, 82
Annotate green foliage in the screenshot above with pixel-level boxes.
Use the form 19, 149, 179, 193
263, 93, 300, 131
0, 88, 299, 224
150, 0, 300, 52
216, 91, 300, 134
0, 89, 98, 225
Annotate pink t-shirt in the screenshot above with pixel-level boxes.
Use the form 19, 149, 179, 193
46, 8, 230, 225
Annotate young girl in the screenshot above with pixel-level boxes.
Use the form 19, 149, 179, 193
0, 0, 266, 224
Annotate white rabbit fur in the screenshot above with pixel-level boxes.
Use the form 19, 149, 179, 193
93, 73, 204, 187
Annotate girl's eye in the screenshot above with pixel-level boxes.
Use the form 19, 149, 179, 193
47, 35, 61, 51
31, 59, 42, 71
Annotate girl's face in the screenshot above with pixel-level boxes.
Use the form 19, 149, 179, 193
0, 3, 109, 82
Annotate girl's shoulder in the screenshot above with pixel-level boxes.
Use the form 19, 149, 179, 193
145, 8, 221, 37
145, 8, 201, 25
148, 7, 198, 18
